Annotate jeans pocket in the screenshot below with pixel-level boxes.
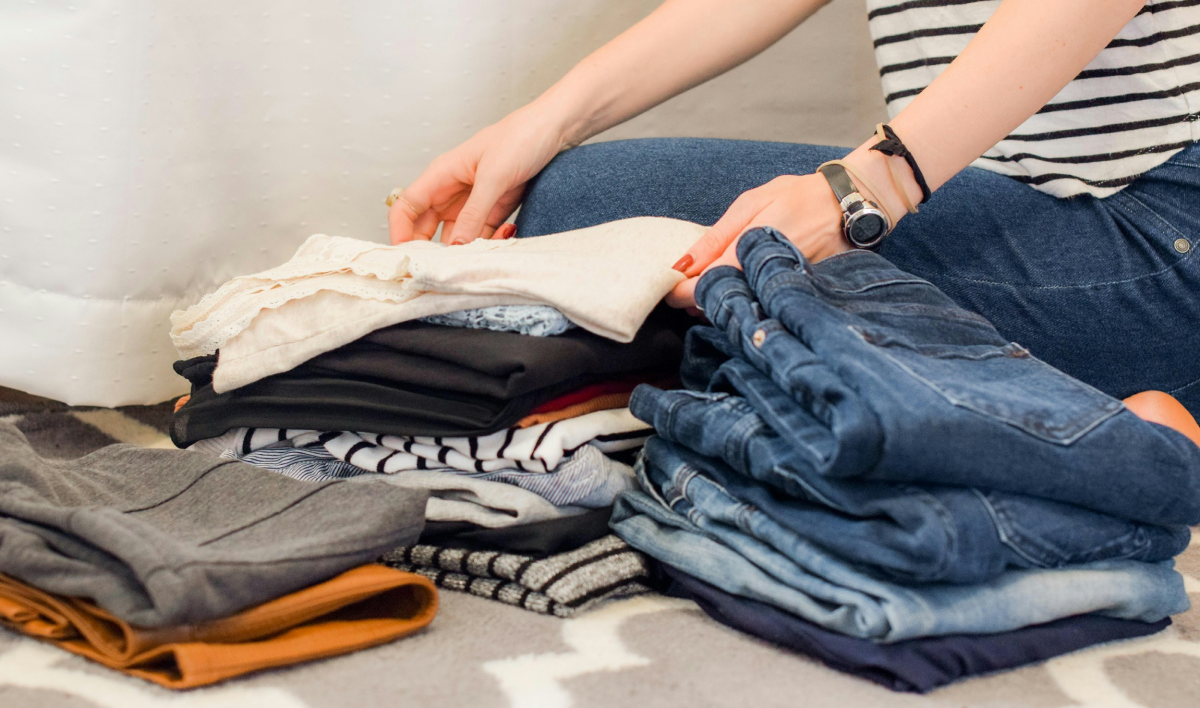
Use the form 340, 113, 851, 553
978, 490, 1154, 567
855, 326, 1124, 445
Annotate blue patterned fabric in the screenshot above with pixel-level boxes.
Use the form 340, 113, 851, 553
233, 443, 634, 508
419, 305, 576, 337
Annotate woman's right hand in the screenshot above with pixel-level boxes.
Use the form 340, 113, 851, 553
388, 103, 572, 245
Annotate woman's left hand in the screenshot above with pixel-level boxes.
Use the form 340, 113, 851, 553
666, 173, 851, 309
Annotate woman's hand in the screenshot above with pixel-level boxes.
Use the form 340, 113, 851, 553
387, 0, 832, 246
665, 173, 851, 309
388, 104, 571, 245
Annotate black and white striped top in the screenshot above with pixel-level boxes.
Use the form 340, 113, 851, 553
866, 0, 1200, 197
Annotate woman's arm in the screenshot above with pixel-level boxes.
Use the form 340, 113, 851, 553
545, 0, 832, 147
889, 0, 1147, 193
671, 0, 1149, 305
390, 0, 830, 244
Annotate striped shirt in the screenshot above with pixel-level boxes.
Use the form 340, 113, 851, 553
866, 0, 1200, 198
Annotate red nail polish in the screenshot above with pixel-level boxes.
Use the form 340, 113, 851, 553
672, 254, 694, 273
496, 223, 517, 240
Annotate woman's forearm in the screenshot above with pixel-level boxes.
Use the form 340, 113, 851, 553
888, 0, 1146, 192
536, 0, 831, 147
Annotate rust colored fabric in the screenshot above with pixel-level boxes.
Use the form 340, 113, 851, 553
527, 381, 640, 416
515, 392, 633, 428
0, 565, 437, 689
528, 374, 678, 416
174, 394, 190, 412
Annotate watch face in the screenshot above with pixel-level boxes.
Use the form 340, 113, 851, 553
850, 213, 887, 245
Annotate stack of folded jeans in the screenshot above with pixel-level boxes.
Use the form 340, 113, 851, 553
170, 220, 704, 615
611, 228, 1200, 690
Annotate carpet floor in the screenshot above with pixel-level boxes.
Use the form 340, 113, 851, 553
1, 387, 1198, 708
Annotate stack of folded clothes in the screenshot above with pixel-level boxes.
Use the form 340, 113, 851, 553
169, 218, 705, 616
0, 422, 437, 688
611, 228, 1200, 692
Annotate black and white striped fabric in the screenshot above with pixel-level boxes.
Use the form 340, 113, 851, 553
867, 0, 1200, 197
324, 408, 649, 475
380, 535, 652, 617
189, 408, 650, 475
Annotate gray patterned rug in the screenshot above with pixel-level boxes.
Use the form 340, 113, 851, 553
1, 386, 1198, 708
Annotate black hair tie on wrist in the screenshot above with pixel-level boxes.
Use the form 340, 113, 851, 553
869, 124, 932, 204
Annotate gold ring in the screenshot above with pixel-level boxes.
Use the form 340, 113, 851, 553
385, 187, 417, 214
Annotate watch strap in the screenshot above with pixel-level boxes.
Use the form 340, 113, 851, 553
818, 163, 859, 205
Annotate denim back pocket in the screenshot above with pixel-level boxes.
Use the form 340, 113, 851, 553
976, 489, 1182, 569
854, 326, 1124, 445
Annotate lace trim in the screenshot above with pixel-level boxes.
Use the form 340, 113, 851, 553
171, 275, 420, 357
170, 234, 523, 357
419, 305, 576, 337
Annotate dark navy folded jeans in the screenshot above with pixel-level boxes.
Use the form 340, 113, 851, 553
660, 564, 1171, 694
631, 378, 1189, 584
674, 228, 1200, 526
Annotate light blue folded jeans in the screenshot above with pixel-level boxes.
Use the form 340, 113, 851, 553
610, 454, 1189, 642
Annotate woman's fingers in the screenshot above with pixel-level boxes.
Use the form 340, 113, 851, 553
444, 169, 511, 245
387, 197, 421, 245
388, 150, 475, 243
666, 231, 744, 309
665, 276, 698, 309
412, 209, 441, 241
488, 183, 527, 231
680, 192, 762, 277
709, 235, 743, 271
387, 184, 436, 244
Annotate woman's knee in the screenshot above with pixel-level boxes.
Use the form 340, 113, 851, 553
517, 138, 844, 236
517, 139, 694, 236
1123, 391, 1200, 447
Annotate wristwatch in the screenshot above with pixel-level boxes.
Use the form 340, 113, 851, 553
817, 163, 891, 250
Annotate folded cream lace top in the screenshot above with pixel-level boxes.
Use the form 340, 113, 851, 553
170, 217, 706, 393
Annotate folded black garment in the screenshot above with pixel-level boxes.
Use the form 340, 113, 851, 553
172, 310, 685, 447
302, 308, 687, 399
0, 422, 427, 628
175, 308, 686, 400
420, 507, 614, 556
171, 372, 588, 447
660, 565, 1170, 693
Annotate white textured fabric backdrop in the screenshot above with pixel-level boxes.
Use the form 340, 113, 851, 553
0, 0, 885, 405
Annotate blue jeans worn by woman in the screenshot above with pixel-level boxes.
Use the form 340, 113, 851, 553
515, 139, 1200, 416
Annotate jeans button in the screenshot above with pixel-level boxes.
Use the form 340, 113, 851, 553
1175, 238, 1191, 254
752, 329, 767, 348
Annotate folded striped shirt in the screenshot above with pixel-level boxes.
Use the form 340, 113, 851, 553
190, 408, 651, 475
380, 535, 652, 617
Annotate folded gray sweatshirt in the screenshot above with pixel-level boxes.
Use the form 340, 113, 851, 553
0, 422, 427, 627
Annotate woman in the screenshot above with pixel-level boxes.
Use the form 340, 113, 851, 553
386, 0, 1200, 436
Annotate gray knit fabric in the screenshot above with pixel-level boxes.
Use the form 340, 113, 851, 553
0, 422, 428, 628
381, 535, 651, 617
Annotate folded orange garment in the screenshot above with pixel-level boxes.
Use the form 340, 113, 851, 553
0, 564, 437, 689
515, 392, 633, 429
